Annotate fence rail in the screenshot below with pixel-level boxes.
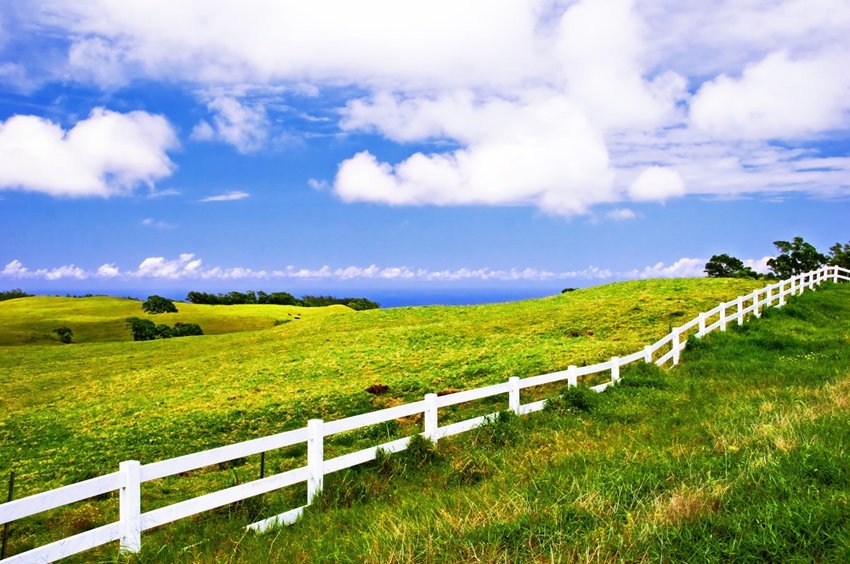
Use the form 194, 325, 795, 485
1, 265, 848, 562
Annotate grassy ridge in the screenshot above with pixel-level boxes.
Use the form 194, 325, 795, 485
129, 281, 850, 562
0, 278, 775, 558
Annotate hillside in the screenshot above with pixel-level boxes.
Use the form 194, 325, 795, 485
0, 277, 782, 558
135, 281, 850, 561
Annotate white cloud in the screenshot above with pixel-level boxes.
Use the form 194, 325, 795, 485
141, 218, 176, 229
744, 256, 773, 275
190, 96, 269, 153
2, 259, 27, 277
0, 108, 178, 197
307, 178, 329, 191
7, 0, 850, 210
628, 257, 706, 279
628, 166, 686, 202
96, 263, 119, 278
133, 253, 203, 279
691, 50, 850, 139
606, 208, 637, 221
1, 259, 87, 280
199, 190, 250, 202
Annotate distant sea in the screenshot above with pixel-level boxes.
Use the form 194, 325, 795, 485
28, 286, 569, 308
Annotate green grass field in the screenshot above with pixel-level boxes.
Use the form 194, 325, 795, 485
2, 278, 847, 561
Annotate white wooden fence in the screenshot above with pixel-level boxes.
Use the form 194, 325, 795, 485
1, 265, 848, 562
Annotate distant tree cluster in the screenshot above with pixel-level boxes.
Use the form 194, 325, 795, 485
142, 295, 178, 314
127, 318, 203, 341
0, 289, 32, 301
52, 326, 73, 344
186, 290, 380, 310
705, 236, 849, 279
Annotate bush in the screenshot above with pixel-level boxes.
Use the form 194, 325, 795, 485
173, 322, 203, 337
127, 317, 158, 341
0, 289, 32, 301
52, 327, 73, 344
546, 385, 598, 415
142, 295, 178, 314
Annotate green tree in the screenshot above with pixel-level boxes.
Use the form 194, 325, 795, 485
173, 322, 204, 337
704, 254, 758, 278
142, 295, 178, 314
127, 317, 158, 341
828, 241, 850, 269
52, 327, 73, 344
767, 237, 827, 278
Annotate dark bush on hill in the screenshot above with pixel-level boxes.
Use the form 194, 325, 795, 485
127, 318, 202, 341
142, 295, 178, 314
52, 327, 73, 344
0, 289, 32, 301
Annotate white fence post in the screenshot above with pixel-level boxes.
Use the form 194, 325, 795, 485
753, 291, 761, 318
672, 329, 681, 365
307, 419, 324, 505
508, 377, 520, 414
424, 393, 438, 441
567, 365, 577, 387
835, 266, 839, 284
737, 297, 744, 325
766, 285, 773, 307
697, 312, 706, 337
720, 303, 727, 331
643, 345, 652, 362
119, 460, 141, 553
611, 357, 620, 383
779, 280, 786, 306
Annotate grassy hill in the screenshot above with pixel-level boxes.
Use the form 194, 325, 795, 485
144, 281, 849, 562
6, 277, 845, 560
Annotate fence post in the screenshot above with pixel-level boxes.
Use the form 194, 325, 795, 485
307, 419, 324, 505
424, 393, 438, 441
835, 266, 839, 284
672, 329, 681, 365
720, 303, 727, 331
567, 365, 577, 387
753, 291, 761, 318
766, 285, 773, 308
508, 377, 520, 414
697, 313, 706, 337
737, 297, 744, 325
779, 279, 786, 306
119, 460, 141, 553
610, 357, 620, 383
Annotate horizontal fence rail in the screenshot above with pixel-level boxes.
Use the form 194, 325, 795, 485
1, 265, 848, 561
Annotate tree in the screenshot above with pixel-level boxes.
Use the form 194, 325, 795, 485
173, 322, 204, 337
52, 327, 73, 344
828, 241, 850, 269
766, 237, 827, 278
704, 254, 758, 278
127, 317, 157, 341
142, 295, 178, 314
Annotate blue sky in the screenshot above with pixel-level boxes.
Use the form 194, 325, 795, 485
1, 1, 848, 302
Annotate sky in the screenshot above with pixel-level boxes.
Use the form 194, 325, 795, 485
0, 0, 848, 304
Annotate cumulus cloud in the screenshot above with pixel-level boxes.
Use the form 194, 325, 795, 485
628, 257, 706, 279
606, 208, 637, 221
0, 108, 178, 197
199, 190, 250, 202
133, 253, 202, 279
1, 259, 87, 280
8, 0, 850, 210
190, 96, 269, 153
96, 263, 120, 278
691, 50, 850, 139
628, 166, 685, 201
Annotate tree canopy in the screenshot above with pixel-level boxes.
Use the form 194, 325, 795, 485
704, 254, 758, 278
828, 241, 850, 269
142, 295, 178, 314
767, 237, 827, 278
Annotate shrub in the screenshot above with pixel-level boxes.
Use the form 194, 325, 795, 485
52, 326, 73, 344
127, 317, 157, 341
173, 322, 203, 337
142, 295, 178, 314
0, 289, 32, 301
546, 385, 598, 415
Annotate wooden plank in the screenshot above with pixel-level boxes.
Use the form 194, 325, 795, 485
517, 400, 547, 414
0, 472, 121, 525
655, 349, 676, 366
432, 415, 491, 439
1, 522, 120, 563
140, 466, 310, 530
246, 506, 305, 533
323, 401, 426, 436
141, 428, 309, 483
519, 369, 570, 389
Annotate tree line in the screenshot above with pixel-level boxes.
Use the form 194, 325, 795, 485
705, 237, 850, 279
185, 290, 380, 310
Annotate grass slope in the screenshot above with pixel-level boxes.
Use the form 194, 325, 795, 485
0, 295, 350, 345
0, 278, 777, 557
136, 281, 850, 562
